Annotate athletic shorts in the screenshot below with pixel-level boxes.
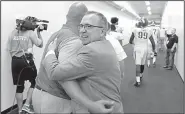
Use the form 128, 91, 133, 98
133, 47, 147, 65
11, 54, 37, 86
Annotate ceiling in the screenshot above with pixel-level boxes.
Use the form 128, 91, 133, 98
128, 1, 167, 24
105, 1, 167, 25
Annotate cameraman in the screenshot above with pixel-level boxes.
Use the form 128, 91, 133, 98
7, 16, 43, 114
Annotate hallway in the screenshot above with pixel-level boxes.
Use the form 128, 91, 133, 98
8, 44, 184, 114
121, 44, 184, 113
1, 1, 184, 113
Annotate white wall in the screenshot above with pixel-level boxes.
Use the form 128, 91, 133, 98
1, 1, 135, 111
161, 1, 184, 81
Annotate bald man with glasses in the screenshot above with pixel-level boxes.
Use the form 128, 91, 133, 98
43, 11, 124, 113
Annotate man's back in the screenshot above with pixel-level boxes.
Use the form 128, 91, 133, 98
78, 40, 123, 112
36, 25, 79, 99
133, 27, 152, 48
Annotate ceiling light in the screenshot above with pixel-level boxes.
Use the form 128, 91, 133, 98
147, 6, 151, 11
113, 1, 140, 18
148, 11, 152, 15
145, 1, 150, 6
121, 8, 126, 11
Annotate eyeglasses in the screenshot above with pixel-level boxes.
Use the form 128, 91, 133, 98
78, 24, 103, 30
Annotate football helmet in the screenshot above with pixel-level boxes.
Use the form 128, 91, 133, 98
137, 17, 148, 28
151, 20, 155, 26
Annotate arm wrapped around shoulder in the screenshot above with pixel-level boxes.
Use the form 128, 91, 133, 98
43, 46, 94, 81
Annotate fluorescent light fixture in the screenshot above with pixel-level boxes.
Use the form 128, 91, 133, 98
148, 11, 152, 15
121, 8, 126, 11
113, 1, 140, 18
147, 6, 151, 11
145, 1, 150, 6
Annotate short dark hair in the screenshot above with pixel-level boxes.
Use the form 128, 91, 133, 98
110, 24, 116, 31
111, 17, 119, 24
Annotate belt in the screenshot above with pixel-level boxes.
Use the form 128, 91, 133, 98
35, 85, 46, 92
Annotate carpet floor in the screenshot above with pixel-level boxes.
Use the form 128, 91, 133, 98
121, 44, 184, 113
8, 44, 184, 114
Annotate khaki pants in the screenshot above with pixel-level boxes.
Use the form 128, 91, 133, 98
165, 48, 176, 68
119, 60, 125, 79
32, 88, 89, 113
159, 37, 166, 50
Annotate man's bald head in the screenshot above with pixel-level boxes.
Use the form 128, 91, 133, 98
66, 2, 88, 22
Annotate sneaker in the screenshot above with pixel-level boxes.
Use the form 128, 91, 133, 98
29, 105, 34, 113
140, 75, 143, 81
134, 81, 141, 87
18, 111, 22, 114
153, 63, 156, 67
166, 67, 173, 70
22, 104, 34, 114
163, 66, 168, 68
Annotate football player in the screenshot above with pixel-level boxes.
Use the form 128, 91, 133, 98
129, 17, 156, 87
149, 21, 160, 67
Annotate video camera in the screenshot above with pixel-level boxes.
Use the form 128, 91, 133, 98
16, 16, 49, 31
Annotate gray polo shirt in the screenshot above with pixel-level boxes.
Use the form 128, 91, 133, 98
7, 29, 41, 57
36, 25, 82, 99
43, 40, 123, 112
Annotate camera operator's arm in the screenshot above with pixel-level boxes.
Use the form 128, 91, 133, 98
29, 28, 43, 48
36, 27, 43, 48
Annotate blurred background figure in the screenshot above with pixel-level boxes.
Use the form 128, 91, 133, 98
106, 21, 127, 79
149, 20, 160, 67
110, 17, 123, 45
159, 27, 166, 52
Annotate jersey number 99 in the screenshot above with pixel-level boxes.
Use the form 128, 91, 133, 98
138, 32, 148, 39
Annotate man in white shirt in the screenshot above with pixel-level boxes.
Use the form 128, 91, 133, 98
159, 27, 166, 51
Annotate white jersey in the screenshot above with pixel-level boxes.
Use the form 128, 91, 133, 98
150, 26, 160, 43
160, 28, 166, 37
106, 31, 127, 61
132, 27, 152, 49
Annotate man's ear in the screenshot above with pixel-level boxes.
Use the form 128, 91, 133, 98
101, 29, 106, 36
